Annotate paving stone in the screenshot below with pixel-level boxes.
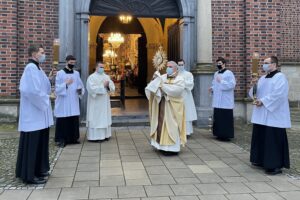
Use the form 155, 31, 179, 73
100, 160, 122, 168
220, 182, 253, 194
79, 156, 99, 164
188, 165, 214, 174
251, 192, 285, 200
74, 171, 99, 181
51, 168, 76, 177
146, 166, 170, 175
169, 168, 195, 178
174, 177, 201, 184
195, 183, 227, 195
182, 158, 205, 165
0, 190, 32, 200
77, 163, 99, 172
145, 185, 174, 197
54, 161, 78, 169
149, 174, 176, 185
27, 189, 61, 200
100, 175, 125, 186
170, 196, 199, 200
124, 170, 148, 179
204, 161, 229, 168
225, 194, 256, 200
142, 198, 170, 200
244, 182, 277, 193
123, 162, 145, 170
278, 191, 300, 199
267, 180, 300, 191
164, 161, 187, 169
196, 173, 224, 183
126, 178, 151, 186
118, 186, 146, 198
45, 177, 73, 188
240, 172, 271, 182
101, 153, 121, 160
89, 186, 118, 199
72, 181, 99, 187
121, 155, 142, 162
100, 167, 123, 177
170, 184, 201, 195
80, 150, 100, 157
222, 176, 248, 183
198, 194, 228, 200
213, 168, 240, 177
58, 154, 80, 161
59, 187, 89, 200
142, 159, 164, 166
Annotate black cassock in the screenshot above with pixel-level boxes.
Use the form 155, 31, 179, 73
213, 108, 234, 140
55, 116, 80, 144
16, 128, 49, 182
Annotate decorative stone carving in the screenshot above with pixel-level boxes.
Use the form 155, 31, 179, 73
89, 0, 181, 18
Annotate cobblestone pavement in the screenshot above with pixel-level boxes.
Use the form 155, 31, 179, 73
1, 125, 300, 200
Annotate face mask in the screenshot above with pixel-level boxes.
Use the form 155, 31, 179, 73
262, 64, 270, 72
166, 67, 174, 75
68, 64, 75, 69
178, 65, 185, 72
38, 54, 46, 63
217, 64, 222, 70
98, 67, 104, 74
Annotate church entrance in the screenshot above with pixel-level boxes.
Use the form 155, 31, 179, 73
69, 0, 196, 119
88, 0, 183, 117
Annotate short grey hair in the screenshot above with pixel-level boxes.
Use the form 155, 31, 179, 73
167, 61, 178, 69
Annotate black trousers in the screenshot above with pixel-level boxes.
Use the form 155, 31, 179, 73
213, 108, 234, 139
16, 128, 50, 182
55, 116, 80, 144
250, 124, 290, 169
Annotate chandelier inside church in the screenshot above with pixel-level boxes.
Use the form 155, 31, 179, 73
119, 15, 132, 24
108, 33, 124, 49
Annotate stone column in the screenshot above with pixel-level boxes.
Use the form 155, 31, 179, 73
59, 0, 74, 63
192, 0, 215, 127
79, 13, 90, 121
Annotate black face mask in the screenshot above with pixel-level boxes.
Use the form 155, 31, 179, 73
217, 64, 222, 70
68, 64, 75, 69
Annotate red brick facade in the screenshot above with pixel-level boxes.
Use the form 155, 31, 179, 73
0, 0, 58, 97
1, 0, 299, 98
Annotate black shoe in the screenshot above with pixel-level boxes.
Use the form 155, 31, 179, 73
38, 171, 50, 177
265, 168, 282, 175
26, 177, 47, 184
161, 151, 179, 156
105, 137, 110, 141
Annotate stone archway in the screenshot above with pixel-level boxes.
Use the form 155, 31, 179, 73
59, 0, 197, 119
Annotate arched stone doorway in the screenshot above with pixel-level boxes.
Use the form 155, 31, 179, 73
59, 0, 197, 119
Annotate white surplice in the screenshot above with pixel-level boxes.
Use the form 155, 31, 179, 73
54, 69, 85, 117
211, 69, 236, 109
249, 72, 291, 128
86, 72, 115, 140
178, 70, 197, 135
18, 63, 53, 132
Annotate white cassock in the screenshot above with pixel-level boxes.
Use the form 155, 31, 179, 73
54, 69, 85, 118
19, 63, 53, 131
178, 70, 197, 135
86, 72, 115, 140
249, 72, 291, 128
145, 73, 186, 152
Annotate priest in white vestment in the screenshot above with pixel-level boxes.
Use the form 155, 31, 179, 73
145, 61, 186, 154
86, 62, 115, 141
16, 45, 53, 184
54, 55, 85, 147
249, 56, 290, 175
209, 57, 236, 140
177, 59, 197, 136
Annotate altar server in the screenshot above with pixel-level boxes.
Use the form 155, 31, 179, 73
177, 59, 197, 136
249, 56, 290, 175
209, 57, 236, 140
16, 45, 53, 184
86, 62, 115, 141
54, 55, 84, 147
145, 61, 186, 154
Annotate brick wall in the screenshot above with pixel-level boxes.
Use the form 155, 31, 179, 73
281, 0, 300, 62
0, 0, 59, 97
212, 0, 283, 99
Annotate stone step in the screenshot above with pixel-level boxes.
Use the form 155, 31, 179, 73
112, 114, 149, 127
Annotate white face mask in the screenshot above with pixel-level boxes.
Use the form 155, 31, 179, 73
262, 64, 270, 72
98, 67, 104, 74
38, 54, 46, 63
178, 65, 185, 72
